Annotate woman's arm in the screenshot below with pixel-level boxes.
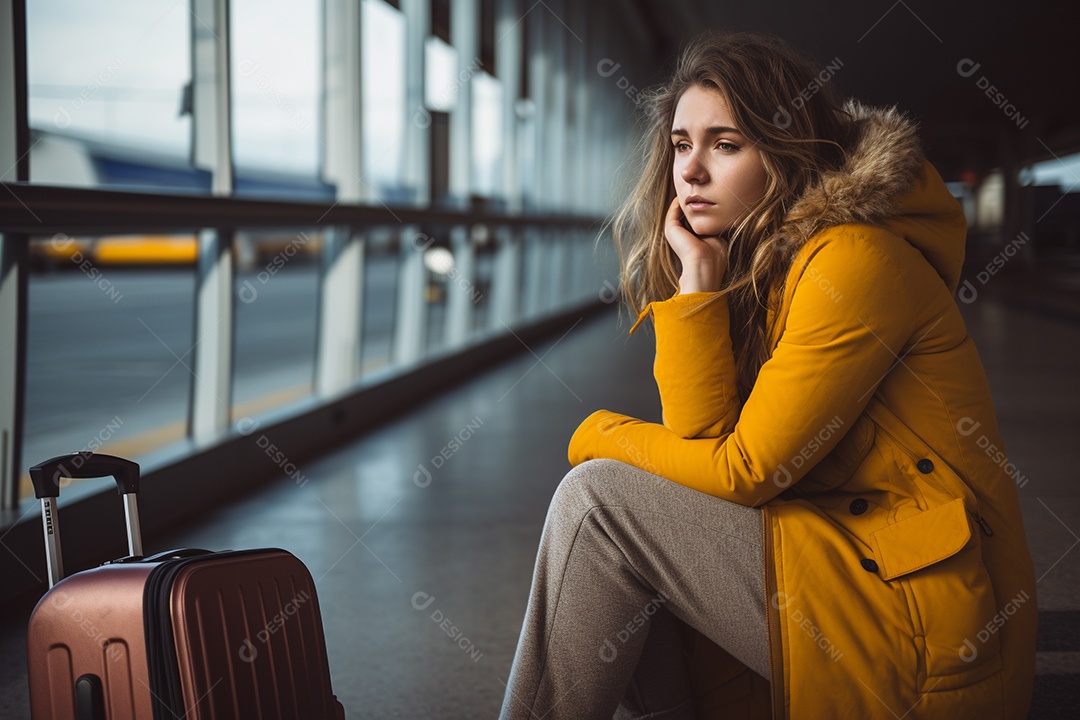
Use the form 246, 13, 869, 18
647, 290, 741, 438
649, 197, 741, 438
570, 231, 919, 506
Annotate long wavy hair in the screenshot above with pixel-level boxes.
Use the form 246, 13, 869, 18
611, 31, 854, 400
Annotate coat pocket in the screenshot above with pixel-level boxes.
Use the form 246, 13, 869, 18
870, 499, 1003, 691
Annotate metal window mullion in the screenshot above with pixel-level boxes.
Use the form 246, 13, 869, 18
0, 239, 27, 510
0, 0, 23, 181
189, 0, 234, 445
570, 229, 586, 303
444, 224, 474, 347
449, 0, 477, 208
316, 0, 364, 398
589, 229, 605, 302
569, 1, 588, 215
594, 2, 614, 215
191, 0, 234, 196
535, 229, 550, 314
316, 228, 364, 397
540, 229, 554, 313
1, 0, 28, 508
522, 228, 545, 318
540, 229, 554, 315
394, 225, 426, 365
322, 0, 365, 203
545, 1, 566, 211
526, 5, 546, 211
491, 225, 520, 327
548, 228, 568, 312
402, 0, 430, 206
567, 229, 580, 302
495, 0, 522, 213
583, 229, 596, 302
191, 230, 234, 445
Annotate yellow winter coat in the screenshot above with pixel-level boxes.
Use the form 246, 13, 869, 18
568, 102, 1037, 718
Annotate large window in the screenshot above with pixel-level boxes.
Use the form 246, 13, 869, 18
27, 0, 194, 191
361, 0, 408, 201
471, 72, 503, 199
230, 0, 326, 199
4, 0, 620, 508
231, 230, 321, 421
22, 236, 198, 495
359, 229, 401, 378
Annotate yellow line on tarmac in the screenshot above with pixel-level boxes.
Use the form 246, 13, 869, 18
232, 383, 313, 421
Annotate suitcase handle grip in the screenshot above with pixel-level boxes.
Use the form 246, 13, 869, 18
30, 452, 144, 588
29, 452, 140, 498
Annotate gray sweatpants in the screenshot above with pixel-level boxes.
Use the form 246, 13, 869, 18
499, 459, 769, 720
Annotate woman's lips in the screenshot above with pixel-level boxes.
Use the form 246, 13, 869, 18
685, 198, 715, 211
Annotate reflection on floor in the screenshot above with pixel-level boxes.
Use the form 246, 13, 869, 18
1, 288, 1078, 717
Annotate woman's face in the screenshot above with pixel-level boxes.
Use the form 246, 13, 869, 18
671, 84, 768, 237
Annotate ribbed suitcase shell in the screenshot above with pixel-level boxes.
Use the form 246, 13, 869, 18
28, 549, 344, 719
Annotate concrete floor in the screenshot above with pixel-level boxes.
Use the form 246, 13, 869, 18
1, 283, 1078, 718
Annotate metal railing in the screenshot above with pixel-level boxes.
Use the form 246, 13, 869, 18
1, 184, 613, 509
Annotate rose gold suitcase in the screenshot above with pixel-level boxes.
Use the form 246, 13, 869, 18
26, 452, 346, 719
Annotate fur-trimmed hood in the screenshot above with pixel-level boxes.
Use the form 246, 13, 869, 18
780, 100, 968, 293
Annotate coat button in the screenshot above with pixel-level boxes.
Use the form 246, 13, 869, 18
916, 458, 934, 474
849, 498, 869, 515
861, 558, 879, 573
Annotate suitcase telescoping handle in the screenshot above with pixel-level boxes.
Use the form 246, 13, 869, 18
29, 452, 143, 588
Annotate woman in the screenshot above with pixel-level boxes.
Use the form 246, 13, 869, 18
499, 30, 1036, 720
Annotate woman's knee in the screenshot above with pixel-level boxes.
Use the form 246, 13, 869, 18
556, 458, 633, 501
548, 459, 627, 520
551, 459, 667, 524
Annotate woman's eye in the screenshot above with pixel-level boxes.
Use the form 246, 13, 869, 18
674, 141, 690, 152
717, 141, 739, 152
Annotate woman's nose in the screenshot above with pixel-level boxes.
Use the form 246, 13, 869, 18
681, 152, 708, 185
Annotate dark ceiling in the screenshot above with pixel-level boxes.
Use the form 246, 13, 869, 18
626, 0, 1080, 180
